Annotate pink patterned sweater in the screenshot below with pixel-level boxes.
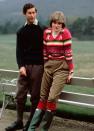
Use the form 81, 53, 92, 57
43, 27, 74, 73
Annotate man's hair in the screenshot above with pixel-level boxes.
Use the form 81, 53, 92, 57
23, 3, 37, 14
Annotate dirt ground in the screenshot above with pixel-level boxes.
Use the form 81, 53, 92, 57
0, 109, 94, 131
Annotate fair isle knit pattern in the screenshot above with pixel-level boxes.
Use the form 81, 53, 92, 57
43, 27, 74, 72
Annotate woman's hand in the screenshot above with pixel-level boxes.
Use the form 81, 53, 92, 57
66, 72, 73, 83
19, 67, 27, 76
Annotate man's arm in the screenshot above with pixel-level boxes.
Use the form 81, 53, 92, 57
16, 30, 26, 76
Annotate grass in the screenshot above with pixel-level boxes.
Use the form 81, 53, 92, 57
0, 34, 94, 117
0, 34, 17, 70
72, 40, 94, 78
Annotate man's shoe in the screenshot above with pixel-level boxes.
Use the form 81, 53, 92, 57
5, 121, 23, 131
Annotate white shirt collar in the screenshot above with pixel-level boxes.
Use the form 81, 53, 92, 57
25, 19, 38, 26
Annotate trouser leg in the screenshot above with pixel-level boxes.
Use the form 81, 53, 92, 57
23, 99, 40, 131
24, 65, 44, 131
30, 65, 44, 118
15, 75, 30, 122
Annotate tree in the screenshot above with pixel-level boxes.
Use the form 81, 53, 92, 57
84, 16, 94, 36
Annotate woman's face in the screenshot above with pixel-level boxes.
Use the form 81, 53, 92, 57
51, 21, 62, 33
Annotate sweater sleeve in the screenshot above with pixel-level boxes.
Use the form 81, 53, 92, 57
16, 30, 24, 68
43, 30, 48, 61
63, 28, 74, 73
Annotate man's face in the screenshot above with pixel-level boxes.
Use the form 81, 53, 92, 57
25, 7, 37, 24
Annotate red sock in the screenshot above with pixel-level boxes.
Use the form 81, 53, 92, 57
47, 101, 56, 111
37, 100, 47, 110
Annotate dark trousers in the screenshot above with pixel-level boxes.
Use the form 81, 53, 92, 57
15, 65, 44, 122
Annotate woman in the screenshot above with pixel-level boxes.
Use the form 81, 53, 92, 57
28, 11, 74, 131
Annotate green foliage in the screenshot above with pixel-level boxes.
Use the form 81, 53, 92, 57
0, 16, 94, 40
0, 21, 22, 34
69, 16, 94, 40
84, 16, 94, 35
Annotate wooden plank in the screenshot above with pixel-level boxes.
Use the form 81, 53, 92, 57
0, 69, 94, 87
70, 77, 94, 88
0, 69, 18, 80
60, 91, 94, 105
58, 99, 94, 108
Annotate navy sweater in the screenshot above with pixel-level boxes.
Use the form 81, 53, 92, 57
16, 24, 43, 68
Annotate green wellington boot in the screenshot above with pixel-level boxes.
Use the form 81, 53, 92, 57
40, 110, 55, 131
28, 109, 45, 131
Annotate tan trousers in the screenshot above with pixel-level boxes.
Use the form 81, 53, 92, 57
40, 60, 69, 102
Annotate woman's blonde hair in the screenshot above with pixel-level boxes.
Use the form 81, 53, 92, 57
50, 11, 66, 27
50, 11, 65, 23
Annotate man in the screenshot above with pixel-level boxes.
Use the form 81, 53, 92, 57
5, 3, 44, 131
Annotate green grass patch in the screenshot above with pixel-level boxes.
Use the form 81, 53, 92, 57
0, 34, 17, 70
72, 40, 94, 77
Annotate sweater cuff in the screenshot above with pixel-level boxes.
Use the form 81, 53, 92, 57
68, 63, 74, 73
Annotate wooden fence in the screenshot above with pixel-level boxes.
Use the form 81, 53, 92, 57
0, 68, 94, 107
0, 69, 94, 119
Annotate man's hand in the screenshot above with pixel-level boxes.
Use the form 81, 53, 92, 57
19, 67, 27, 76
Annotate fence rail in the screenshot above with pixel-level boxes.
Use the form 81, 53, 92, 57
0, 69, 94, 118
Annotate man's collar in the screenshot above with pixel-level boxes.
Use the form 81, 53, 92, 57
24, 19, 38, 26
33, 19, 38, 25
